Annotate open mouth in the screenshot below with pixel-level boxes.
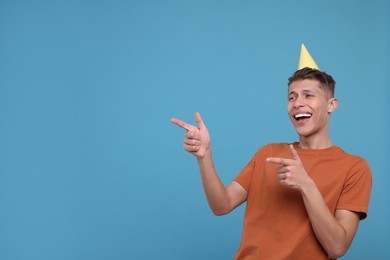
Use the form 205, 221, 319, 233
294, 113, 312, 122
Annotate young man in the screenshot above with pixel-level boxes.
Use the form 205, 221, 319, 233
171, 45, 372, 259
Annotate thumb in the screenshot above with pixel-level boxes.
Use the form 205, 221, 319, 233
289, 144, 301, 162
194, 112, 206, 130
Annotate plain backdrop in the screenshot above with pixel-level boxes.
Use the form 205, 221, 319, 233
0, 0, 389, 259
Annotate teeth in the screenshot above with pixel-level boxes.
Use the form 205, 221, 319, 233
295, 113, 312, 119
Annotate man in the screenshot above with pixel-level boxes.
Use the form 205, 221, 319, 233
171, 44, 372, 259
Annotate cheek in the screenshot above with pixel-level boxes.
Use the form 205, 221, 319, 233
287, 103, 293, 113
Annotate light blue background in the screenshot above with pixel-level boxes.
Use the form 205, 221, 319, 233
0, 1, 389, 259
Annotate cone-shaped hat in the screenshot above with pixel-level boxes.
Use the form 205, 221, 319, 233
298, 44, 319, 70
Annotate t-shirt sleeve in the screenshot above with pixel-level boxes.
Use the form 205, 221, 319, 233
233, 148, 262, 192
337, 159, 372, 220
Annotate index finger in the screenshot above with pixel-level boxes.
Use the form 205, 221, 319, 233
170, 118, 196, 131
266, 157, 294, 165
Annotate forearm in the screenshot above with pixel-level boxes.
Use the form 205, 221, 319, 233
300, 182, 349, 258
196, 149, 231, 215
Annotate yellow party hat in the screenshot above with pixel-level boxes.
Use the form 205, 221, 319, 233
298, 44, 319, 70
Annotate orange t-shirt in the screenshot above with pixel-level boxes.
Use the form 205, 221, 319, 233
233, 143, 372, 260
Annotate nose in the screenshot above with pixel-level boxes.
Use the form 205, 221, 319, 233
293, 95, 305, 107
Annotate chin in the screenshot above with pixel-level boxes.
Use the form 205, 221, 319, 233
295, 128, 313, 138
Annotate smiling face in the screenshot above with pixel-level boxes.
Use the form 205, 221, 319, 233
287, 79, 338, 141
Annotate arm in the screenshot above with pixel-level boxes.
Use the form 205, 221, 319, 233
171, 112, 247, 215
300, 183, 360, 258
267, 145, 360, 258
197, 150, 248, 215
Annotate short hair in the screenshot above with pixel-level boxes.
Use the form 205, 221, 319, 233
288, 67, 336, 97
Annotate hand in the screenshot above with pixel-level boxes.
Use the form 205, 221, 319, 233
171, 112, 211, 159
266, 144, 314, 190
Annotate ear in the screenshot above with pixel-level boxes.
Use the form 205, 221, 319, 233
328, 98, 338, 113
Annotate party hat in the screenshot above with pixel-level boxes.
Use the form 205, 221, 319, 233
298, 44, 319, 70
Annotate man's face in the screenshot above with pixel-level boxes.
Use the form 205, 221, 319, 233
287, 79, 336, 138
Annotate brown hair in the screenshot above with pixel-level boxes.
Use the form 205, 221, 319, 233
288, 67, 336, 97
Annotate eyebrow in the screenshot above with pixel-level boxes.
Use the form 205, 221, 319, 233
288, 89, 316, 96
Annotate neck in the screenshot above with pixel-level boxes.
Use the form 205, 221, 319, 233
298, 135, 333, 149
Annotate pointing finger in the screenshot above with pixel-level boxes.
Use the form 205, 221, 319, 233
170, 118, 196, 131
266, 157, 294, 165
